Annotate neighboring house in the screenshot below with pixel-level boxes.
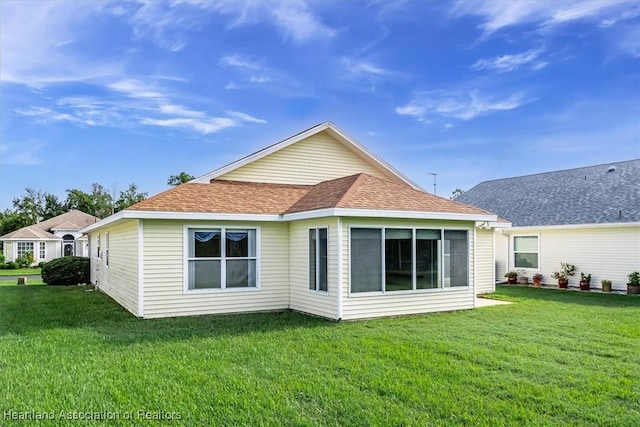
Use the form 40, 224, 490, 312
457, 160, 640, 291
1, 210, 100, 264
80, 122, 502, 321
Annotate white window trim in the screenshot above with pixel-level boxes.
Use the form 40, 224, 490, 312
39, 241, 46, 260
512, 234, 540, 271
105, 232, 110, 267
17, 241, 35, 259
96, 233, 101, 260
348, 225, 472, 297
308, 226, 329, 294
183, 225, 261, 294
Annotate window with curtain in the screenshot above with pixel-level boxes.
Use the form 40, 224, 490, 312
309, 228, 328, 292
187, 229, 257, 290
350, 227, 469, 293
514, 236, 538, 269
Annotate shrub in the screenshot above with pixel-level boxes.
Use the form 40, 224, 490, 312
38, 261, 47, 269
15, 256, 27, 268
42, 256, 90, 286
5, 261, 18, 269
0, 251, 5, 264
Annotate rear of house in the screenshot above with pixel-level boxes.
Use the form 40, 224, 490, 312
82, 122, 501, 320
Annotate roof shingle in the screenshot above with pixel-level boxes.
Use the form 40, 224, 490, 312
457, 159, 640, 226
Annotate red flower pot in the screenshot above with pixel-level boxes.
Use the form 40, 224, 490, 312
558, 279, 569, 289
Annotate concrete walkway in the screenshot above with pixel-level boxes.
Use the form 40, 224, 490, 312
0, 274, 41, 282
475, 297, 513, 307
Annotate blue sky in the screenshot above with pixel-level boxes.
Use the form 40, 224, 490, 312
1, 0, 639, 210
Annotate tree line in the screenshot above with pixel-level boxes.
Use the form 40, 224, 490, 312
0, 172, 194, 237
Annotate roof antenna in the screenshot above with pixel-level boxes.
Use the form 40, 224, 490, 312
428, 172, 437, 195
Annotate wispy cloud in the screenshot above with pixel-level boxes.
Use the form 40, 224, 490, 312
226, 111, 267, 124
453, 0, 640, 36
219, 55, 263, 70
271, 2, 337, 44
140, 117, 236, 134
342, 58, 396, 76
0, 141, 47, 166
396, 89, 530, 121
472, 47, 548, 73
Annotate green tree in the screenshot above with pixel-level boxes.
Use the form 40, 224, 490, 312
0, 210, 31, 237
65, 184, 114, 218
167, 172, 195, 187
12, 188, 63, 223
114, 184, 147, 212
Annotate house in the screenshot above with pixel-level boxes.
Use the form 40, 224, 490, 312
80, 122, 502, 320
457, 160, 640, 291
1, 210, 100, 264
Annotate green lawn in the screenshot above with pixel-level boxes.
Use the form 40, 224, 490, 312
0, 267, 41, 276
1, 286, 638, 426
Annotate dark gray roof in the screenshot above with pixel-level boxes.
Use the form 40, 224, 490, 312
457, 159, 640, 227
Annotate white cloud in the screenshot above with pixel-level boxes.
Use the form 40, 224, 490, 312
249, 75, 273, 84
453, 0, 639, 36
271, 2, 337, 44
226, 111, 267, 124
140, 117, 236, 134
472, 47, 548, 73
396, 89, 530, 121
0, 1, 119, 86
342, 58, 395, 76
0, 141, 47, 165
220, 55, 263, 70
224, 82, 240, 90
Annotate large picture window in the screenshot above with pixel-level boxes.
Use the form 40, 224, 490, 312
187, 228, 257, 290
17, 242, 34, 258
514, 236, 538, 269
350, 228, 469, 294
309, 228, 328, 292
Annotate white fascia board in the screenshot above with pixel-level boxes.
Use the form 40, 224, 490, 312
475, 221, 512, 229
502, 221, 640, 233
0, 237, 60, 241
80, 210, 283, 233
284, 208, 497, 222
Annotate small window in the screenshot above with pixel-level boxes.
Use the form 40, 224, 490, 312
514, 236, 538, 269
105, 232, 110, 267
97, 234, 101, 259
39, 242, 46, 260
309, 228, 328, 292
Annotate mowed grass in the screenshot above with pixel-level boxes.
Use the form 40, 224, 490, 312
1, 286, 638, 426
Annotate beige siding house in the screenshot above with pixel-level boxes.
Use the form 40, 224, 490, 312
82, 122, 501, 320
458, 160, 640, 291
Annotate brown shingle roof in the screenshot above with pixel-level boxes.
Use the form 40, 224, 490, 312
128, 181, 311, 214
128, 174, 495, 217
287, 173, 494, 215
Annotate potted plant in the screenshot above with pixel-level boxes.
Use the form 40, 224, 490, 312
532, 273, 543, 287
627, 271, 640, 295
504, 271, 518, 284
601, 279, 612, 293
551, 262, 576, 289
517, 269, 528, 285
579, 272, 591, 291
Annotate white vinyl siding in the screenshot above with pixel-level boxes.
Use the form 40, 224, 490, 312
90, 219, 139, 316
340, 218, 476, 321
501, 224, 639, 291
289, 219, 339, 319
217, 131, 393, 185
475, 228, 495, 294
143, 220, 289, 319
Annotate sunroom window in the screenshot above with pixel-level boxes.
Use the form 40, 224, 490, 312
309, 228, 328, 292
187, 229, 257, 290
350, 228, 469, 293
